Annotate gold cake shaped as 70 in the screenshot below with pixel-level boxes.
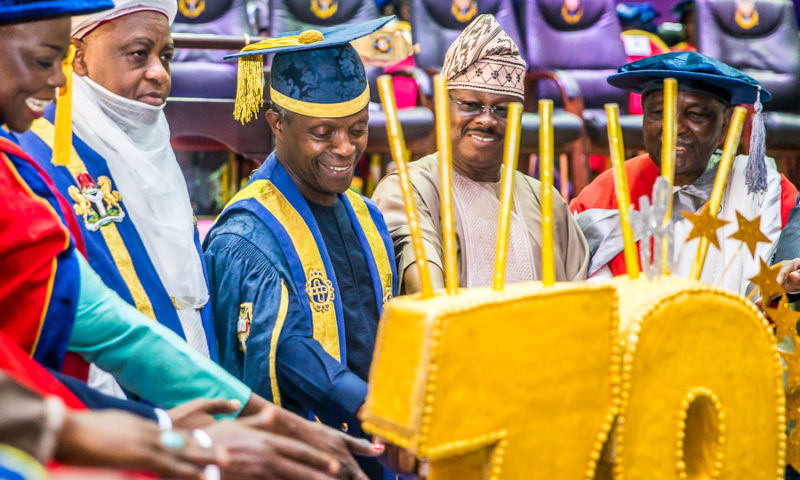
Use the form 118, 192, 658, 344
361, 276, 785, 479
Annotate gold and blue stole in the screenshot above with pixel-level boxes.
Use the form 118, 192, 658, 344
220, 153, 396, 370
18, 108, 218, 359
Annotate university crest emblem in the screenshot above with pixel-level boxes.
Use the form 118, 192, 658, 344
237, 302, 253, 353
561, 0, 583, 24
374, 35, 392, 54
68, 172, 125, 232
305, 269, 335, 313
178, 0, 205, 18
451, 0, 477, 22
311, 0, 338, 19
735, 0, 759, 29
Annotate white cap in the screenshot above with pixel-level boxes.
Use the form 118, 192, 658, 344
71, 0, 177, 39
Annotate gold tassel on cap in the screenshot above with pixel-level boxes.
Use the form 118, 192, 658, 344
52, 44, 76, 167
233, 29, 324, 124
234, 55, 265, 124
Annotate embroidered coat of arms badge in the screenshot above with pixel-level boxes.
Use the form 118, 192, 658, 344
735, 0, 759, 29
311, 0, 338, 19
561, 0, 583, 24
452, 0, 477, 22
178, 0, 205, 17
68, 172, 125, 232
237, 302, 253, 353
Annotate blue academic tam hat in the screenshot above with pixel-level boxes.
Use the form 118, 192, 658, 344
0, 0, 113, 24
607, 51, 770, 105
226, 16, 394, 124
610, 51, 773, 195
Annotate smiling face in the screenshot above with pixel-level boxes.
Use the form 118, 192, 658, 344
642, 89, 730, 187
268, 106, 369, 205
73, 11, 173, 106
0, 17, 70, 133
449, 88, 518, 183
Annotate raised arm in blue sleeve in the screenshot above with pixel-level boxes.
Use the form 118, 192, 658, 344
775, 198, 800, 264
205, 212, 367, 428
68, 254, 251, 414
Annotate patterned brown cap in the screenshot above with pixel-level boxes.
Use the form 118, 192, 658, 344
441, 14, 527, 100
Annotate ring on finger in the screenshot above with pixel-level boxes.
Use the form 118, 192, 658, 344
160, 431, 186, 450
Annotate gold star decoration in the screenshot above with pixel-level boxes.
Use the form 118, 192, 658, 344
728, 211, 771, 258
748, 259, 784, 303
766, 298, 800, 391
767, 297, 800, 347
785, 351, 800, 403
786, 390, 800, 462
768, 298, 800, 450
681, 204, 730, 249
765, 298, 800, 392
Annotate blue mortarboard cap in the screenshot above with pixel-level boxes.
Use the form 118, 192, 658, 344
0, 0, 113, 24
226, 16, 394, 123
608, 52, 772, 105
608, 51, 770, 104
611, 51, 772, 195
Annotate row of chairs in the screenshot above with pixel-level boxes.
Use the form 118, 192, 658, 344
165, 0, 800, 196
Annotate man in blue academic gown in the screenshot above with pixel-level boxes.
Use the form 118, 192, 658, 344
204, 17, 414, 479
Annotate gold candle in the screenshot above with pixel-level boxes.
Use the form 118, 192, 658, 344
377, 75, 434, 298
539, 99, 556, 287
433, 75, 458, 295
492, 102, 524, 291
660, 78, 678, 195
605, 103, 640, 279
660, 78, 678, 274
689, 106, 747, 281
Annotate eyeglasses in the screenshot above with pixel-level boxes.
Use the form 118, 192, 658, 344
450, 98, 509, 120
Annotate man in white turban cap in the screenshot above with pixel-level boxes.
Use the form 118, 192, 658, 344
19, 0, 213, 398
71, 0, 177, 39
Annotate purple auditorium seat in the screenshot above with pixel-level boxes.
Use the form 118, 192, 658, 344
520, 0, 632, 190
696, 0, 800, 155
409, 0, 523, 71
171, 0, 266, 98
270, 0, 379, 33
167, 0, 270, 175
521, 0, 627, 109
408, 0, 582, 176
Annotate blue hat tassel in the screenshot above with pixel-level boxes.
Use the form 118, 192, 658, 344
745, 86, 768, 195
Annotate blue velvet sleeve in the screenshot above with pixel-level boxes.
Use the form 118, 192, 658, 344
775, 198, 800, 302
205, 212, 367, 426
48, 369, 158, 421
774, 198, 800, 264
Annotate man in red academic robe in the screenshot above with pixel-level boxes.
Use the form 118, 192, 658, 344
571, 52, 797, 295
